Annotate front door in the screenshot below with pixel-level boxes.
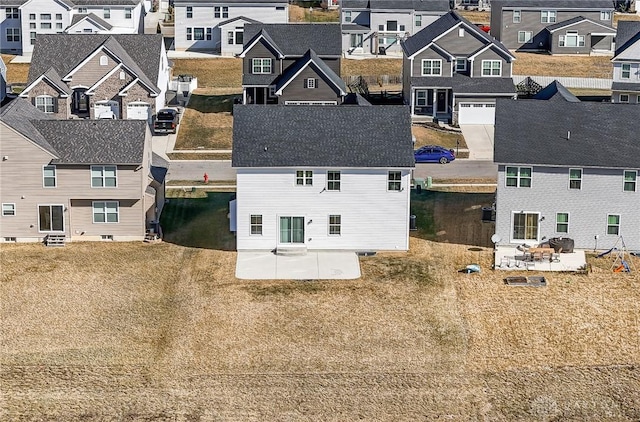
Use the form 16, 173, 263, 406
39, 205, 64, 232
73, 89, 89, 113
437, 90, 447, 113
280, 216, 305, 244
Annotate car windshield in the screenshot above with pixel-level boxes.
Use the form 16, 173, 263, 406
157, 111, 174, 119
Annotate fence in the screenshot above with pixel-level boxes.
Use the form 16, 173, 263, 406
512, 75, 612, 90
344, 74, 403, 87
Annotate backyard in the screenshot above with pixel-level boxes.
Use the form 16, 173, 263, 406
1, 189, 639, 419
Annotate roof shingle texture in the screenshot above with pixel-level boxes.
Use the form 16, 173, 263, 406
494, 99, 640, 168
0, 98, 57, 156
342, 0, 449, 11
410, 74, 516, 94
545, 15, 614, 32
243, 23, 342, 56
274, 49, 345, 93
615, 21, 640, 57
232, 105, 415, 168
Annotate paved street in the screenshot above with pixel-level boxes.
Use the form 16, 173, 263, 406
413, 160, 497, 180
167, 160, 236, 182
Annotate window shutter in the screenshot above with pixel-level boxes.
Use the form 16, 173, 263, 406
54, 97, 58, 113
31, 97, 36, 106
304, 78, 308, 89
315, 78, 319, 89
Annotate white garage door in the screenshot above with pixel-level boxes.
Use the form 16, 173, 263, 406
94, 100, 119, 119
126, 102, 151, 120
458, 102, 496, 125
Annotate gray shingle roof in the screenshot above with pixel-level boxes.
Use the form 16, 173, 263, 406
217, 15, 261, 26
532, 80, 580, 102
151, 152, 169, 183
30, 120, 147, 164
71, 0, 139, 4
243, 23, 342, 56
0, 0, 26, 5
0, 98, 57, 157
614, 21, 640, 57
342, 0, 449, 11
232, 105, 415, 168
242, 73, 277, 86
492, 0, 614, 10
274, 49, 346, 94
494, 99, 640, 168
611, 82, 640, 92
28, 34, 164, 91
41, 67, 72, 95
174, 0, 286, 3
70, 13, 114, 30
411, 74, 516, 94
402, 11, 514, 59
545, 16, 614, 32
342, 23, 371, 32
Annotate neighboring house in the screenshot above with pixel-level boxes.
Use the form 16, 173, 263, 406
341, 0, 450, 57
0, 98, 167, 243
0, 0, 144, 55
611, 21, 640, 104
531, 79, 580, 102
490, 0, 616, 54
0, 58, 7, 102
401, 11, 516, 124
19, 34, 170, 120
232, 105, 415, 252
239, 23, 346, 105
173, 0, 288, 52
493, 98, 640, 251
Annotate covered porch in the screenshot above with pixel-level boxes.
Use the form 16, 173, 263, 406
243, 86, 278, 105
410, 87, 453, 122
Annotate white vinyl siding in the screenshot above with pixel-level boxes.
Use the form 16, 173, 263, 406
556, 212, 569, 233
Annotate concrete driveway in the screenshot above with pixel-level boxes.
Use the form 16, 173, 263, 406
460, 125, 494, 161
236, 251, 361, 280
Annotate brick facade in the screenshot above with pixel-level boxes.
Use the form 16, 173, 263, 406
24, 79, 70, 119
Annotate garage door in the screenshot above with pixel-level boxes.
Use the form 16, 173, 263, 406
458, 102, 496, 125
126, 102, 151, 120
94, 100, 119, 119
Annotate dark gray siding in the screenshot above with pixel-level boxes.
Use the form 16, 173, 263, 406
278, 65, 342, 103
243, 40, 278, 75
472, 48, 512, 77
411, 47, 452, 76
436, 26, 487, 55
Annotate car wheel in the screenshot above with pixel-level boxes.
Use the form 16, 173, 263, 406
439, 157, 448, 164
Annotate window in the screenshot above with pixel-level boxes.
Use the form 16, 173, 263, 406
30, 23, 36, 29
569, 168, 582, 189
416, 90, 427, 106
228, 31, 234, 44
268, 85, 276, 97
56, 22, 62, 29
388, 171, 401, 191
103, 8, 110, 19
100, 55, 108, 65
193, 27, 204, 40
186, 6, 192, 18
400, 24, 405, 31
600, 10, 611, 20
252, 58, 271, 74
482, 60, 502, 76
623, 170, 637, 192
556, 213, 569, 233
621, 63, 631, 79
250, 215, 262, 235
620, 94, 629, 103
91, 166, 117, 187
222, 6, 228, 18
276, 6, 285, 10
35, 95, 54, 113
235, 30, 243, 45
541, 10, 556, 23
6, 28, 19, 42
2, 203, 15, 216
421, 59, 442, 76
458, 28, 465, 37
559, 33, 585, 47
93, 201, 119, 223
512, 212, 539, 241
125, 7, 131, 19
55, 13, 62, 20
214, 6, 227, 18
30, 32, 36, 45
206, 27, 212, 40
186, 27, 192, 40
40, 22, 51, 29
344, 10, 351, 22
38, 205, 64, 232
40, 13, 51, 20
415, 15, 422, 27
43, 165, 56, 187
329, 215, 341, 235
29, 13, 35, 20
513, 10, 521, 23
280, 216, 304, 244
296, 170, 313, 186
305, 78, 316, 89
327, 171, 340, 191
518, 31, 533, 43
5, 7, 18, 19
607, 214, 620, 235
386, 20, 397, 31
350, 33, 363, 48
455, 58, 467, 72
505, 166, 532, 187
78, 7, 87, 13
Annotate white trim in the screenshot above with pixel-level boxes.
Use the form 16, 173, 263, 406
63, 46, 121, 81
238, 33, 284, 58
623, 169, 637, 192
421, 59, 442, 76
547, 18, 615, 33
19, 74, 69, 98
275, 60, 346, 96
568, 167, 582, 190
284, 101, 337, 105
481, 60, 502, 77
65, 15, 110, 32
37, 204, 65, 233
555, 212, 570, 234
2, 203, 16, 217
118, 77, 159, 97
90, 165, 117, 188
43, 164, 56, 188
606, 213, 621, 236
92, 201, 119, 224
510, 211, 541, 243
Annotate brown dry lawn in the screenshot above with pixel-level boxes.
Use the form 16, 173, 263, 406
513, 53, 613, 78
172, 58, 242, 88
1, 190, 639, 419
1, 54, 30, 84
457, 9, 490, 24
412, 124, 467, 150
342, 58, 403, 77
614, 12, 640, 26
290, 4, 340, 22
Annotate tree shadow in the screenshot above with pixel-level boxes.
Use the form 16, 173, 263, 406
186, 94, 239, 114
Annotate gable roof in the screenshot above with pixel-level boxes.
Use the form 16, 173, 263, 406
532, 80, 580, 102
232, 105, 415, 168
491, 0, 614, 11
274, 49, 346, 95
614, 21, 640, 57
217, 15, 260, 26
21, 67, 72, 96
545, 16, 615, 33
494, 99, 640, 168
342, 0, 449, 11
242, 23, 342, 57
68, 13, 114, 30
402, 11, 514, 59
0, 98, 57, 157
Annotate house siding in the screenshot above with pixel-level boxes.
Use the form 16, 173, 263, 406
495, 165, 640, 251
548, 20, 614, 55
436, 25, 487, 56
0, 6, 22, 53
69, 49, 120, 88
278, 65, 342, 103
23, 79, 70, 119
411, 47, 452, 77
121, 81, 156, 119
242, 40, 277, 77
89, 67, 136, 118
235, 168, 411, 251
19, 0, 70, 54
471, 48, 512, 77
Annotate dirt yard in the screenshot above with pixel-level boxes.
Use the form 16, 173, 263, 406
412, 124, 467, 150
513, 53, 613, 78
172, 58, 242, 88
289, 4, 339, 22
2, 190, 639, 420
1, 54, 30, 85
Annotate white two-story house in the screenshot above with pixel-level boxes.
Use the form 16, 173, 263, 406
611, 21, 640, 104
232, 104, 415, 252
173, 0, 288, 53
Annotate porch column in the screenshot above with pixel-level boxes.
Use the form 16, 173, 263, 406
432, 90, 437, 118
243, 89, 247, 104
263, 88, 267, 105
410, 89, 415, 116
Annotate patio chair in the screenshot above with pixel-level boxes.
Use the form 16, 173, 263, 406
542, 252, 551, 262
551, 253, 560, 263
499, 256, 510, 268
526, 261, 536, 271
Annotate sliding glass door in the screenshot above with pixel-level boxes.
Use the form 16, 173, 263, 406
279, 216, 305, 244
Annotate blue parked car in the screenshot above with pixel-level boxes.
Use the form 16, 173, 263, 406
414, 145, 456, 164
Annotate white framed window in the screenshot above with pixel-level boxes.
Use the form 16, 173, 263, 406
6, 28, 19, 42
328, 215, 341, 235
415, 90, 427, 106
55, 13, 62, 20
38, 205, 64, 232
556, 213, 569, 233
482, 60, 502, 76
513, 10, 521, 23
388, 171, 401, 191
91, 165, 117, 187
569, 168, 582, 189
421, 59, 442, 76
227, 31, 234, 44
43, 165, 56, 187
78, 7, 87, 13
5, 7, 18, 19
40, 22, 51, 29
252, 58, 271, 74
100, 55, 108, 66
607, 214, 620, 235
93, 201, 119, 223
620, 94, 629, 103
295, 170, 313, 186
30, 31, 36, 45
327, 171, 340, 191
512, 212, 539, 242
214, 6, 228, 18
29, 13, 35, 20
458, 28, 465, 37
103, 8, 110, 19
193, 27, 204, 40
125, 7, 131, 19
186, 6, 192, 18
344, 10, 351, 22
415, 15, 422, 27
541, 10, 556, 23
305, 78, 316, 89
600, 11, 611, 20
350, 33, 363, 48
40, 13, 51, 20
206, 27, 212, 40
505, 166, 532, 187
2, 203, 16, 216
56, 22, 62, 29
559, 33, 585, 47
35, 95, 55, 113
518, 31, 533, 43
186, 28, 192, 40
250, 215, 262, 235
455, 58, 467, 72
623, 170, 637, 192
621, 64, 631, 79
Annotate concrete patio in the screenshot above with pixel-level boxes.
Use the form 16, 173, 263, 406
236, 251, 361, 280
494, 246, 587, 272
